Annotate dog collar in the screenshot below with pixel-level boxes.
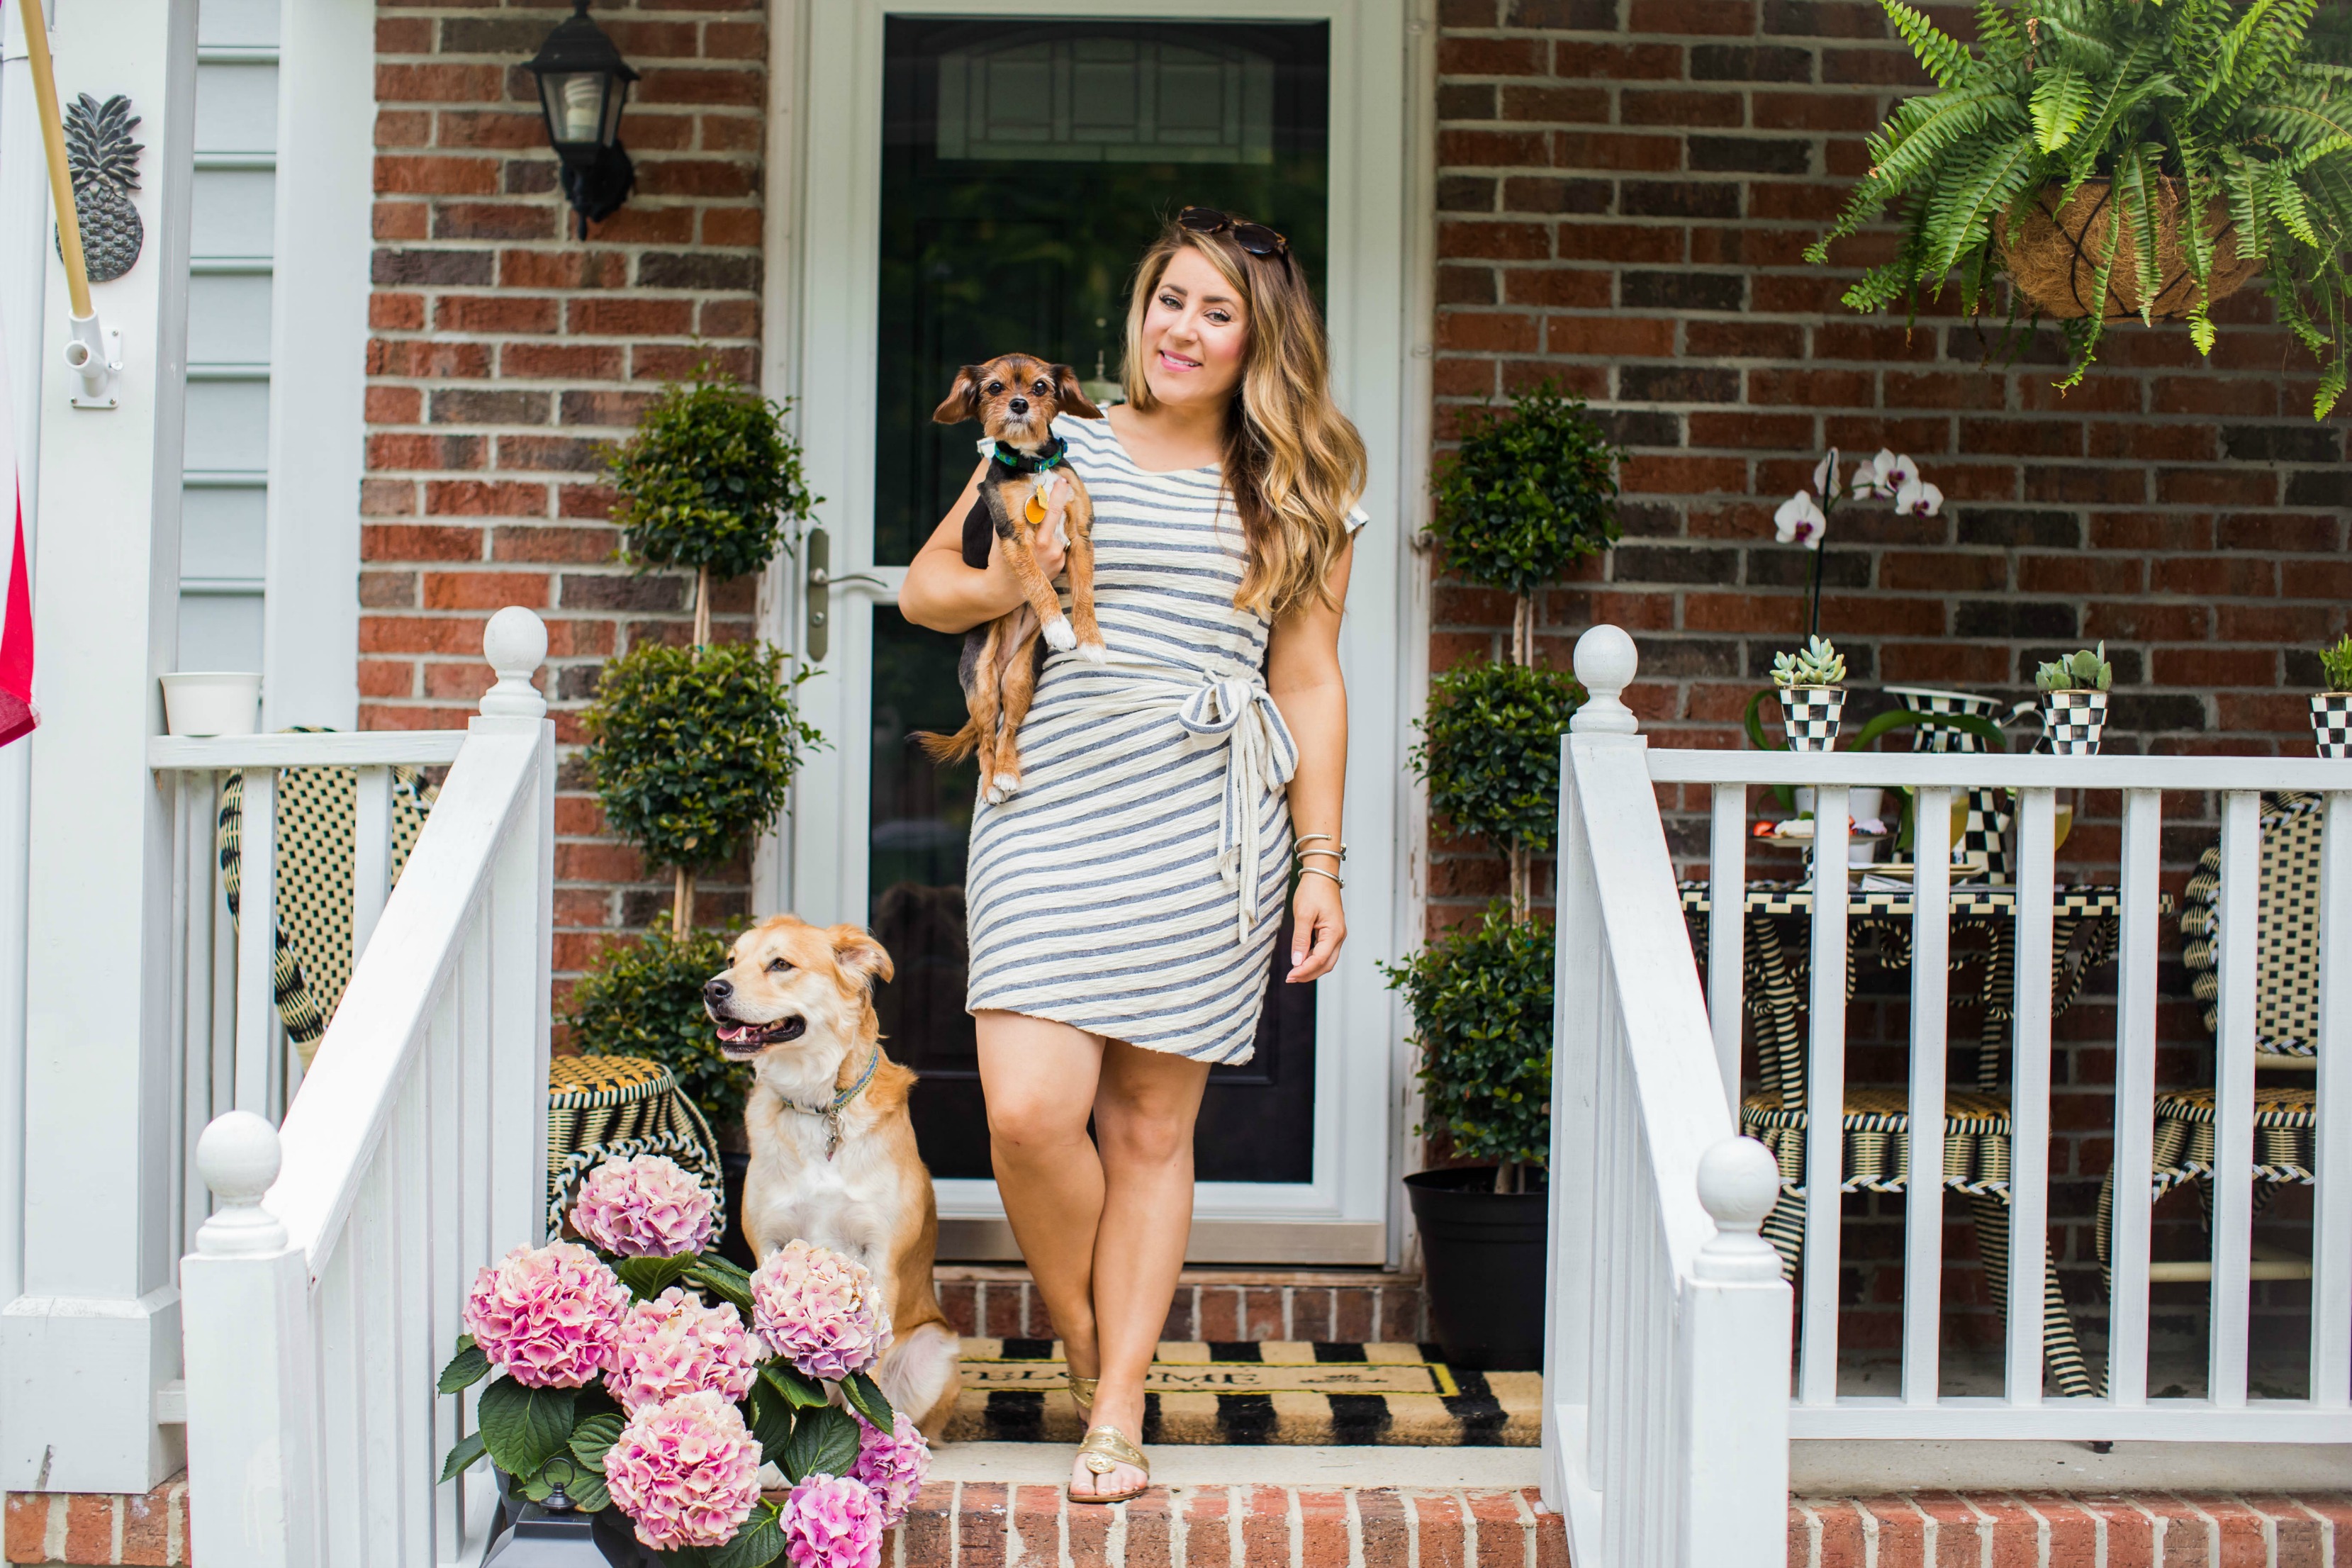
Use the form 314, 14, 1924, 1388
778, 1044, 881, 1160
985, 436, 1068, 475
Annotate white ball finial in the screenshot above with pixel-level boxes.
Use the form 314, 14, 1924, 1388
195, 1111, 289, 1257
480, 606, 549, 719
1694, 1136, 1785, 1282
1571, 624, 1640, 735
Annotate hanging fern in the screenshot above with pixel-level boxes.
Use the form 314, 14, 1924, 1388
1808, 0, 2352, 416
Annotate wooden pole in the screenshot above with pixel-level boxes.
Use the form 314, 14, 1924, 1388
693, 565, 710, 649
20, 0, 95, 320
672, 863, 693, 939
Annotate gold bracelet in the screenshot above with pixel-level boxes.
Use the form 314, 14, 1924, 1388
1298, 864, 1345, 890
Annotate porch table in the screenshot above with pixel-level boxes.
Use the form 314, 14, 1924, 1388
1677, 879, 2141, 1398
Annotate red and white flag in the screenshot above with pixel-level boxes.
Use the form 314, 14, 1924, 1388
0, 304, 35, 748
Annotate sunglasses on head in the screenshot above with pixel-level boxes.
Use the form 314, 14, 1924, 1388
1177, 206, 1290, 259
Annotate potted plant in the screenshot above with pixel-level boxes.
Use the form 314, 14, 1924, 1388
1387, 382, 1617, 1370
446, 1153, 929, 1567
1773, 636, 1848, 752
2314, 634, 2352, 759
1805, 0, 2352, 415
2035, 643, 2113, 754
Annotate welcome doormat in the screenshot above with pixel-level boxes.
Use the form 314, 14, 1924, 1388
945, 1339, 1538, 1447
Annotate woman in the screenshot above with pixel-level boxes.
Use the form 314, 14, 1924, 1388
900, 207, 1365, 1502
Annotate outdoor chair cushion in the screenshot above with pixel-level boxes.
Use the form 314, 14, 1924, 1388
547, 1053, 725, 1237
2179, 792, 2326, 1057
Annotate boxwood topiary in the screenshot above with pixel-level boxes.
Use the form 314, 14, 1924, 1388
567, 923, 746, 1134
583, 638, 822, 885
1428, 381, 1623, 598
1381, 904, 1554, 1182
1410, 659, 1586, 857
605, 369, 820, 586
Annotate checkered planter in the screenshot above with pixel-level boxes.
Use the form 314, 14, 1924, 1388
1777, 685, 1844, 751
2314, 693, 2352, 759
2039, 689, 2107, 755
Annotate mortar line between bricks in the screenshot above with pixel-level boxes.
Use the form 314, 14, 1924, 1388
2016, 1491, 2061, 1568
1170, 1484, 1187, 1565
110, 1493, 123, 1566
1794, 1499, 1819, 1568
1405, 1484, 1418, 1568
1455, 1487, 1475, 1568
1345, 1486, 1363, 1568
1228, 1484, 1243, 1568
1513, 1485, 1538, 1568
41, 1494, 65, 1563
1289, 1485, 1304, 1568
1956, 1490, 1998, 1568
2179, 1491, 2228, 1568
1857, 1494, 1878, 1568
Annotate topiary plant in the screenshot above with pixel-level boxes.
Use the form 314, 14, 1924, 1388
1429, 381, 1623, 603
1380, 904, 1554, 1193
1411, 660, 1587, 862
567, 923, 746, 1135
605, 366, 821, 642
1805, 0, 2352, 415
584, 639, 822, 934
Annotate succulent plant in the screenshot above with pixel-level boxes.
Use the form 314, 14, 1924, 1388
1771, 636, 1847, 688
2035, 644, 2113, 693
2319, 634, 2352, 694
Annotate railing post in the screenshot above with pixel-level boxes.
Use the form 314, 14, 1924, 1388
181, 1111, 319, 1568
1679, 1136, 1791, 1568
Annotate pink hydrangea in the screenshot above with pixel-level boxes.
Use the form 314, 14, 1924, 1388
603, 1390, 763, 1552
850, 1411, 929, 1527
607, 1287, 764, 1413
750, 1241, 892, 1382
570, 1153, 717, 1259
783, 1472, 883, 1568
461, 1241, 629, 1389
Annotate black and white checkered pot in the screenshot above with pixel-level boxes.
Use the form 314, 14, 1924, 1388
1778, 685, 1845, 752
2315, 693, 2352, 760
2040, 689, 2107, 755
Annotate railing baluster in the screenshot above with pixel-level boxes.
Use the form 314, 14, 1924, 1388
1709, 783, 1747, 1114
429, 951, 466, 1552
1903, 785, 1951, 1406
1800, 786, 1849, 1406
235, 766, 279, 1114
395, 1065, 433, 1560
2109, 788, 2164, 1407
2007, 786, 2056, 1406
320, 1228, 365, 1566
2313, 788, 2352, 1409
352, 764, 393, 958
2211, 788, 2261, 1407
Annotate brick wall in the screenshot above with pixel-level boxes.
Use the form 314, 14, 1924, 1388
364, 0, 766, 1000
1429, 0, 2347, 1374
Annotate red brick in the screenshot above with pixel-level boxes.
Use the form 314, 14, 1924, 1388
1358, 1490, 1410, 1568
363, 524, 482, 563
422, 571, 552, 610
425, 480, 549, 518
1184, 1487, 1233, 1568
957, 1481, 1008, 1567
5, 1494, 50, 1566
1241, 1485, 1289, 1567
1467, 1491, 1528, 1567
1415, 1493, 1468, 1568
60, 1496, 111, 1567
119, 1481, 177, 1567
895, 1482, 955, 1568
1124, 1489, 1175, 1568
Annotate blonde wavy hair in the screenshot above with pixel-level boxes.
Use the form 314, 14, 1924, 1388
1120, 222, 1367, 620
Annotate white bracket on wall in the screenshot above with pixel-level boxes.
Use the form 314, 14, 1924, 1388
65, 311, 121, 409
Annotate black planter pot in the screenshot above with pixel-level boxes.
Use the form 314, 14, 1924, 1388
1405, 1166, 1548, 1370
719, 1149, 756, 1269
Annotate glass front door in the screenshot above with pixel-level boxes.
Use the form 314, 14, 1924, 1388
856, 17, 1331, 1182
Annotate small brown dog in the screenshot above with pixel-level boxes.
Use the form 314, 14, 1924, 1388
916, 354, 1104, 802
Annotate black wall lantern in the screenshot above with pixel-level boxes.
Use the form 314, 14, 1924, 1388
525, 0, 639, 238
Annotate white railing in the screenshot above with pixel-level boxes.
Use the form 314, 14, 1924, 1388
1545, 625, 1793, 1568
1553, 622, 2352, 1469
178, 607, 556, 1567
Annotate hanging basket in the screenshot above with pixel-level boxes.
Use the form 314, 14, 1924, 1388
1995, 177, 2260, 322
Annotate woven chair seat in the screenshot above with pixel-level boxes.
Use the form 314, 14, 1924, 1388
547, 1054, 724, 1236
1740, 1086, 2015, 1197
2179, 793, 2326, 1056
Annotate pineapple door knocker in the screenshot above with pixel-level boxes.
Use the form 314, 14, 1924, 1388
61, 93, 143, 283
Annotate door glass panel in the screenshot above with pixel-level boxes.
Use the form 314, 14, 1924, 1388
867, 20, 1328, 1187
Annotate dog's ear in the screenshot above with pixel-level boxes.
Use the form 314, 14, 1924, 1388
1052, 363, 1104, 420
829, 924, 895, 990
932, 366, 985, 426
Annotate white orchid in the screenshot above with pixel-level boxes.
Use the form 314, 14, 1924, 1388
1876, 449, 1919, 494
1810, 448, 1842, 502
1774, 490, 1826, 549
1895, 477, 1943, 517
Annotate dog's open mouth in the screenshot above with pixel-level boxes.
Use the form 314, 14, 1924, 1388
713, 1015, 806, 1059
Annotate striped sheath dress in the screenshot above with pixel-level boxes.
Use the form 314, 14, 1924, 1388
963, 413, 1365, 1065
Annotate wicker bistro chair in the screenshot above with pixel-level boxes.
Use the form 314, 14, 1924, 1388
2095, 793, 2328, 1297
216, 735, 721, 1229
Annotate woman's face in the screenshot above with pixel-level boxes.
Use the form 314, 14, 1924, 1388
1138, 243, 1249, 413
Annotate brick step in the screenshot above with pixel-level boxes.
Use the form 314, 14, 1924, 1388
936, 1266, 1430, 1345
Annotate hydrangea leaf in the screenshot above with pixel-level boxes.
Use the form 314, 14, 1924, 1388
476, 1376, 577, 1481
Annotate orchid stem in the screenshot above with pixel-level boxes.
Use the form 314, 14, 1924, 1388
1807, 543, 1824, 642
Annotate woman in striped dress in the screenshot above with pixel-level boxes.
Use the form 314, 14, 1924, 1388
900, 209, 1365, 1501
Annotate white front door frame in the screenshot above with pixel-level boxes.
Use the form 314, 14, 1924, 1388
765, 0, 1425, 1264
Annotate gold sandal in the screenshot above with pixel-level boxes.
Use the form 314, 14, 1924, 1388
1070, 1425, 1149, 1505
1067, 1375, 1097, 1423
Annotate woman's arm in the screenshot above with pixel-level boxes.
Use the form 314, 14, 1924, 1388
1265, 536, 1354, 983
898, 459, 1068, 634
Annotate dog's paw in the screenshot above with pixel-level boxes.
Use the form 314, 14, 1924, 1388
1078, 638, 1108, 665
992, 771, 1021, 797
1043, 617, 1077, 652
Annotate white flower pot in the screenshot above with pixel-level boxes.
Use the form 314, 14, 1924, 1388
160, 671, 262, 737
1777, 685, 1844, 752
2315, 693, 2352, 760
2039, 689, 2107, 755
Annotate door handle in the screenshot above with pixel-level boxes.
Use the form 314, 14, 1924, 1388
804, 529, 887, 661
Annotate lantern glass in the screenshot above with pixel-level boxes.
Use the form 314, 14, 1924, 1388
538, 70, 613, 150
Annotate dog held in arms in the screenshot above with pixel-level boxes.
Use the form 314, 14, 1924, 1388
705, 916, 962, 1438
915, 354, 1105, 803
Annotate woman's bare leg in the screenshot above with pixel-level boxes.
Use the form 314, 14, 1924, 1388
1073, 1038, 1210, 1499
974, 1011, 1108, 1393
